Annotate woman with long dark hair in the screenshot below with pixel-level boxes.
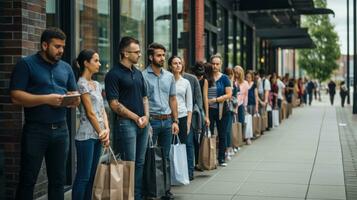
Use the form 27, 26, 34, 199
72, 49, 110, 200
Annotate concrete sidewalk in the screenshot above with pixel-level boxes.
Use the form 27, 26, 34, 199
172, 96, 346, 200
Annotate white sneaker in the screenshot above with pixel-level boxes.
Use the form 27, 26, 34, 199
226, 155, 232, 161
228, 150, 235, 156
219, 162, 228, 167
233, 148, 238, 153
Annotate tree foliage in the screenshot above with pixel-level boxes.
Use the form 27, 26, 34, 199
298, 0, 341, 82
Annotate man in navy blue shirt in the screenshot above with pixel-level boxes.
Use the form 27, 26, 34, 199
9, 28, 80, 200
105, 36, 149, 200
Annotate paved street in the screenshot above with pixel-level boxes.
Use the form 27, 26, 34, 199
172, 94, 347, 200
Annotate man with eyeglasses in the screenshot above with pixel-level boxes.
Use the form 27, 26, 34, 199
105, 36, 149, 200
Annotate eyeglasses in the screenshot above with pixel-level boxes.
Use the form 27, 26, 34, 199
126, 50, 141, 55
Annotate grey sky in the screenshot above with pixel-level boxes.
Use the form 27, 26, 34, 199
327, 0, 353, 55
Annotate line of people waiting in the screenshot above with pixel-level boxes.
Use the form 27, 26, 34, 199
10, 28, 298, 200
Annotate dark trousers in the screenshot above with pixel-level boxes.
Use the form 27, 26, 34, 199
329, 93, 335, 105
16, 121, 69, 200
209, 108, 229, 163
308, 92, 313, 105
72, 139, 102, 200
178, 116, 194, 178
341, 93, 347, 107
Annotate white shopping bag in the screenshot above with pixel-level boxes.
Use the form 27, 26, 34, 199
170, 135, 189, 185
244, 114, 253, 139
272, 109, 280, 127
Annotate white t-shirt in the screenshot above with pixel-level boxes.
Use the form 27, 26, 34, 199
258, 78, 271, 95
277, 79, 286, 100
176, 76, 193, 118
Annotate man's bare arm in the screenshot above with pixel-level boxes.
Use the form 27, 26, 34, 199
11, 90, 63, 107
109, 99, 139, 122
143, 96, 149, 117
169, 96, 178, 120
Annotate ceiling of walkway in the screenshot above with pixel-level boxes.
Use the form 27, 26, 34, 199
229, 0, 334, 49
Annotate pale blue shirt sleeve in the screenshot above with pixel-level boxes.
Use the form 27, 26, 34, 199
169, 76, 176, 96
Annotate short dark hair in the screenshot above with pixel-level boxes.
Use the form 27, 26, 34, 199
191, 61, 206, 77
118, 36, 140, 59
147, 42, 166, 58
40, 27, 66, 44
258, 68, 266, 77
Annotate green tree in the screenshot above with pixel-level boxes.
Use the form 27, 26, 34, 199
298, 0, 341, 82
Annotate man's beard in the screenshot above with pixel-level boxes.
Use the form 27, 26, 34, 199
153, 59, 164, 68
46, 51, 62, 63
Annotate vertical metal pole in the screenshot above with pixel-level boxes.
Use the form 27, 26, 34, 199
347, 0, 351, 104
353, 0, 357, 113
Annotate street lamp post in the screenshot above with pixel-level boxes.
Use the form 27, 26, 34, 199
347, 0, 350, 104
353, 0, 357, 114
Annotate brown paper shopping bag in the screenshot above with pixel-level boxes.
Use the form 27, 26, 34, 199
253, 114, 261, 137
118, 160, 135, 200
199, 130, 217, 170
231, 114, 243, 147
92, 147, 124, 200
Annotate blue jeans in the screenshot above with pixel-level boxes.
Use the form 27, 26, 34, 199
209, 108, 229, 163
226, 112, 233, 148
238, 105, 245, 124
150, 118, 173, 161
186, 130, 194, 178
16, 121, 69, 200
115, 118, 148, 200
72, 139, 102, 200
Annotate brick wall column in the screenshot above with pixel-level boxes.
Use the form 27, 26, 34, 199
0, 1, 46, 199
195, 0, 205, 61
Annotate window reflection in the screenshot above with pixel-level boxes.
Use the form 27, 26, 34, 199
228, 14, 234, 67
177, 0, 190, 68
120, 0, 146, 69
46, 0, 56, 27
217, 6, 225, 60
75, 0, 111, 130
236, 21, 241, 65
154, 0, 172, 66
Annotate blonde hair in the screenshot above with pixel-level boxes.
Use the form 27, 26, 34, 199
234, 65, 245, 84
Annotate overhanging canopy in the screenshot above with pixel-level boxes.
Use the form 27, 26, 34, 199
256, 28, 309, 39
270, 37, 315, 49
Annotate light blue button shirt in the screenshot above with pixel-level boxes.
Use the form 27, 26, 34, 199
142, 65, 176, 115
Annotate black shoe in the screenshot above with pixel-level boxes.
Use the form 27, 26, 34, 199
161, 191, 174, 200
189, 176, 194, 181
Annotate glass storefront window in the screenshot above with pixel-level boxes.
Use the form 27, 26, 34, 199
177, 0, 190, 68
120, 0, 146, 68
75, 0, 111, 130
46, 0, 56, 27
236, 20, 241, 65
76, 0, 111, 83
228, 14, 234, 68
216, 6, 225, 61
154, 0, 172, 66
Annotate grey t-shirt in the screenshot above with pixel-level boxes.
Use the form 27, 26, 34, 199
76, 77, 105, 141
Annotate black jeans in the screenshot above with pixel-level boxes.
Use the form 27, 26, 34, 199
329, 93, 335, 105
16, 121, 69, 200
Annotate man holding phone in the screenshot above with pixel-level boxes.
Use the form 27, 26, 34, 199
9, 27, 80, 200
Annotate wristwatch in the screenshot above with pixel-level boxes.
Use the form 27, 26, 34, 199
172, 119, 179, 124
